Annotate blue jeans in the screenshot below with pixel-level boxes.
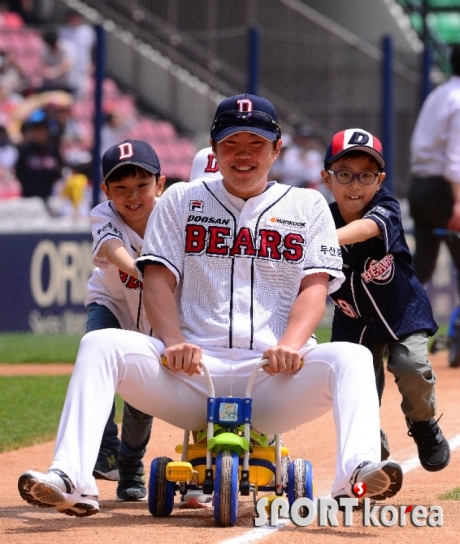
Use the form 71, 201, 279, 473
86, 303, 153, 460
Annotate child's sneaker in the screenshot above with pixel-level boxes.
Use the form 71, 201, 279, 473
406, 416, 451, 471
18, 468, 99, 517
179, 489, 213, 509
93, 447, 119, 481
116, 459, 147, 501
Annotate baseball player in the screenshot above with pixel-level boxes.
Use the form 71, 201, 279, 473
189, 146, 222, 181
321, 128, 450, 471
18, 94, 403, 517
86, 139, 165, 500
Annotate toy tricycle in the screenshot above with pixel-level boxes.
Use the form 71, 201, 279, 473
147, 359, 313, 527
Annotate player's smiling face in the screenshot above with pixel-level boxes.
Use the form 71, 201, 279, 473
321, 154, 385, 223
212, 132, 281, 199
101, 172, 165, 235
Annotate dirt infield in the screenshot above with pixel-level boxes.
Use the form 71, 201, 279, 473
1, 352, 459, 543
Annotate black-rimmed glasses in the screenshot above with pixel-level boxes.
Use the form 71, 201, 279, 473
327, 169, 380, 185
211, 110, 281, 137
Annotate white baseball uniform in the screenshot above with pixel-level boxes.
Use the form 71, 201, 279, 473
50, 179, 381, 499
85, 200, 151, 334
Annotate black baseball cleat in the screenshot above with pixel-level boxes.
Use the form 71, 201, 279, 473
406, 416, 451, 472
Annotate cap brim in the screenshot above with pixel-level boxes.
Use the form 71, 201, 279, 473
213, 126, 278, 143
102, 161, 160, 183
328, 147, 385, 169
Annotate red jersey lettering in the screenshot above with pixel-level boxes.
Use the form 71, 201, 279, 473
207, 226, 231, 255
185, 224, 207, 253
229, 227, 257, 256
119, 270, 143, 290
283, 233, 305, 262
258, 229, 282, 259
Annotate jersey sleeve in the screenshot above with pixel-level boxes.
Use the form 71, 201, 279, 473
136, 183, 186, 284
363, 190, 402, 253
301, 190, 345, 294
90, 202, 125, 269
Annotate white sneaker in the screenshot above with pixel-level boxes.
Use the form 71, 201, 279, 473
352, 460, 403, 500
179, 489, 213, 509
18, 468, 100, 517
333, 460, 403, 510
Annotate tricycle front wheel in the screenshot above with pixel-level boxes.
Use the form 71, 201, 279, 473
213, 450, 239, 527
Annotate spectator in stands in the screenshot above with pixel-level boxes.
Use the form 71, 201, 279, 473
100, 111, 133, 156
0, 122, 18, 171
15, 109, 64, 205
45, 99, 92, 179
269, 132, 294, 184
282, 124, 324, 190
58, 8, 96, 99
0, 0, 24, 28
37, 29, 77, 97
0, 49, 25, 101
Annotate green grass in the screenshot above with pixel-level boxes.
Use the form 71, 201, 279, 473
0, 375, 70, 451
0, 333, 82, 363
439, 487, 460, 500
0, 328, 333, 364
0, 374, 124, 452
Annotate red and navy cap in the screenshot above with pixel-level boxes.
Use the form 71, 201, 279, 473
324, 128, 385, 170
102, 139, 161, 183
210, 93, 281, 143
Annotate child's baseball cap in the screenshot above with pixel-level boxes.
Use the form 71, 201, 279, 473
324, 128, 385, 170
189, 147, 222, 181
102, 139, 161, 183
210, 93, 281, 143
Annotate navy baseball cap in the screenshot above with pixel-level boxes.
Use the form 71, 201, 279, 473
102, 139, 161, 183
210, 93, 281, 143
324, 128, 385, 169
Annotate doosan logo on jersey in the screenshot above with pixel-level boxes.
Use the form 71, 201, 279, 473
187, 214, 230, 225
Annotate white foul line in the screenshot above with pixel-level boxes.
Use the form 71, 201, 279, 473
218, 433, 460, 544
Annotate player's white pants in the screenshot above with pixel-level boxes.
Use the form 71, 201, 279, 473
50, 329, 380, 498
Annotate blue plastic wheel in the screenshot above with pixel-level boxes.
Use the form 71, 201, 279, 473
148, 456, 175, 516
287, 459, 313, 517
213, 450, 239, 527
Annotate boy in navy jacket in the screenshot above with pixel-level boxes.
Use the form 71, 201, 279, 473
322, 128, 450, 472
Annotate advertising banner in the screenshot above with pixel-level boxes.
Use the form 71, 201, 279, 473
0, 233, 93, 333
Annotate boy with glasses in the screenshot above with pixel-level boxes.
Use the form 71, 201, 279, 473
322, 128, 450, 472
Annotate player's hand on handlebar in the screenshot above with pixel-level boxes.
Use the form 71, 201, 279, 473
262, 346, 303, 376
162, 343, 202, 376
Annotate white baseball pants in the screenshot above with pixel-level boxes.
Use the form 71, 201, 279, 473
50, 329, 381, 498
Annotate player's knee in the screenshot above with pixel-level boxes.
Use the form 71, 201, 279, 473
77, 329, 121, 364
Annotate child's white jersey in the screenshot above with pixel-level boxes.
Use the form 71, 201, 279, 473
85, 200, 151, 334
138, 179, 344, 351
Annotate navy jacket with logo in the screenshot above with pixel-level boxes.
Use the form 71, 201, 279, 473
329, 187, 437, 350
